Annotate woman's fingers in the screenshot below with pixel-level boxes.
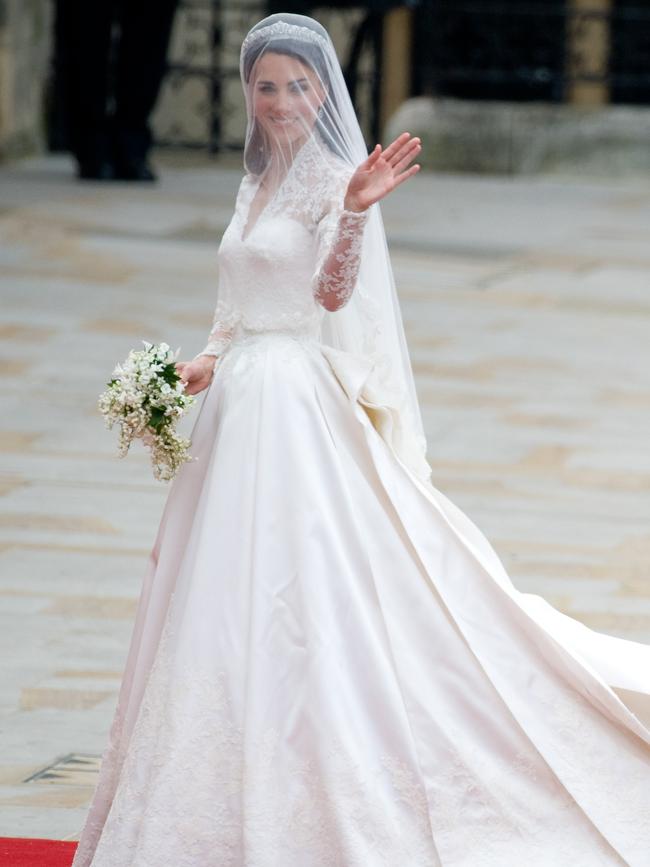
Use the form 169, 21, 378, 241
363, 135, 420, 174
387, 137, 420, 171
359, 144, 382, 173
392, 163, 421, 189
351, 133, 421, 206
381, 131, 411, 162
176, 361, 205, 389
182, 368, 209, 394
392, 141, 422, 175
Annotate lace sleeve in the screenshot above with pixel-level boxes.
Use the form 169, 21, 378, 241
193, 293, 240, 361
312, 204, 369, 312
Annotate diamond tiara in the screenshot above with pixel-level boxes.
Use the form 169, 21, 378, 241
241, 20, 330, 57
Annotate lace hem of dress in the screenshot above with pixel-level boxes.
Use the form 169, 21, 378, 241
81, 607, 442, 867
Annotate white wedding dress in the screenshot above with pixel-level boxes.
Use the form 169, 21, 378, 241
72, 142, 650, 867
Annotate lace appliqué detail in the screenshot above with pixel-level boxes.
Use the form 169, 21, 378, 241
195, 139, 368, 359
194, 297, 240, 360
70, 695, 130, 867
219, 332, 321, 381
86, 610, 441, 867
417, 733, 626, 866
313, 209, 369, 311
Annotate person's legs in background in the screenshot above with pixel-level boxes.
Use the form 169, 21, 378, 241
112, 0, 179, 181
58, 0, 115, 179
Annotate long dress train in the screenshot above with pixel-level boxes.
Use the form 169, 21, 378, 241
71, 145, 650, 867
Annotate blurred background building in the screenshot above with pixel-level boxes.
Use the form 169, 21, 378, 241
1, 0, 649, 174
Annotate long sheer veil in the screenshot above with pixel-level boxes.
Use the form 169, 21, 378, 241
240, 13, 431, 483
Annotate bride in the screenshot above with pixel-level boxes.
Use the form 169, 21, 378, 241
72, 13, 650, 867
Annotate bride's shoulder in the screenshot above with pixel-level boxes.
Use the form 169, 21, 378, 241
288, 140, 352, 221
304, 150, 352, 207
240, 172, 257, 190
321, 149, 353, 183
233, 172, 258, 208
298, 137, 351, 184
320, 157, 353, 216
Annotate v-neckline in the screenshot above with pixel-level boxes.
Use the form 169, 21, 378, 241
239, 138, 313, 243
240, 175, 275, 243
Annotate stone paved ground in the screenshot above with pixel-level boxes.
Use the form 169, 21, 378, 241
1, 151, 649, 840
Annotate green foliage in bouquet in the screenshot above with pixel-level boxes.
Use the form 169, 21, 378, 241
98, 341, 197, 481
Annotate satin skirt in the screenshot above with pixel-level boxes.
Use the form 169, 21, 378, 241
72, 332, 650, 867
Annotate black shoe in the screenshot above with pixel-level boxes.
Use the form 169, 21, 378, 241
77, 158, 115, 181
113, 158, 157, 182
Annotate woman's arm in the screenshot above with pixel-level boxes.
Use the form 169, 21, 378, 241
312, 208, 369, 312
175, 293, 240, 395
194, 298, 239, 360
312, 133, 421, 313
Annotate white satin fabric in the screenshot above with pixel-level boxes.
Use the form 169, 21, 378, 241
72, 208, 650, 867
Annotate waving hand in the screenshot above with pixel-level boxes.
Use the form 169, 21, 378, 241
344, 132, 421, 213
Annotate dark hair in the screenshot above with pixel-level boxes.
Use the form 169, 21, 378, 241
242, 39, 344, 175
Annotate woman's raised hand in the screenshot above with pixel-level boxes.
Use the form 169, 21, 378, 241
344, 132, 421, 213
175, 356, 216, 396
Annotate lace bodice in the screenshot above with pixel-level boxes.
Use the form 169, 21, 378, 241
196, 139, 368, 359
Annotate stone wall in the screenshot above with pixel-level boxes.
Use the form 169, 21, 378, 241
0, 0, 51, 161
386, 97, 650, 177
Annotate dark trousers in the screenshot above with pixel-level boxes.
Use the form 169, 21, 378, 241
56, 0, 179, 165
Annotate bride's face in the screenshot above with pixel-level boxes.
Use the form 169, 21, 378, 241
251, 51, 326, 149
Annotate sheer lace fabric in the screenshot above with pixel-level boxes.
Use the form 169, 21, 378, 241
312, 208, 369, 311
195, 138, 368, 362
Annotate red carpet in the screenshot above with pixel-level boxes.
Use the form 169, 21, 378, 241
0, 837, 77, 867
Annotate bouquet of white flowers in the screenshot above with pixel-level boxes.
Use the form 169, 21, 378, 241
98, 341, 197, 481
